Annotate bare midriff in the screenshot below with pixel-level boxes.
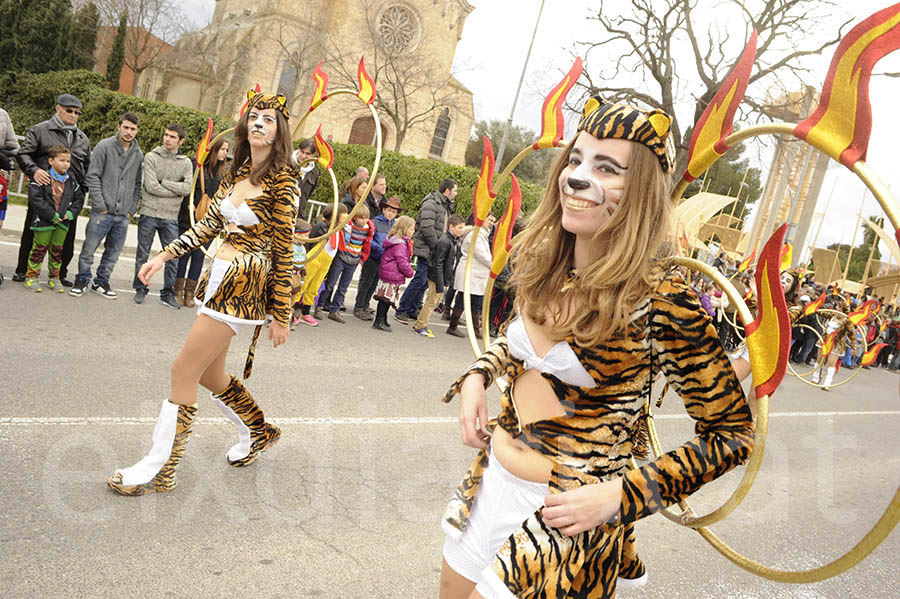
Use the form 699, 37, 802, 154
213, 179, 262, 262
492, 313, 568, 484
215, 240, 239, 261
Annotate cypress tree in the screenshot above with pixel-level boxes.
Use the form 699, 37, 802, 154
70, 1, 100, 70
106, 14, 127, 91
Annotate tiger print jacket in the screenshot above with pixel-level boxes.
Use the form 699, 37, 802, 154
442, 265, 755, 598
164, 162, 298, 378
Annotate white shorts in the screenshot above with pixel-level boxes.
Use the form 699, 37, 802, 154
197, 258, 266, 334
442, 444, 549, 599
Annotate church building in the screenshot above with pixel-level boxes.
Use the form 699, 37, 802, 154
141, 0, 475, 165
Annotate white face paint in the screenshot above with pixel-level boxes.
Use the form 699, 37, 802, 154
248, 110, 277, 145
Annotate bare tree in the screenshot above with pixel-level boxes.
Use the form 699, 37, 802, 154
88, 0, 188, 95
322, 0, 459, 152
572, 0, 854, 176
273, 17, 326, 111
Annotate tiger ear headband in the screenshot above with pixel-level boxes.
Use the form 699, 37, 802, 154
245, 90, 290, 120
577, 95, 676, 174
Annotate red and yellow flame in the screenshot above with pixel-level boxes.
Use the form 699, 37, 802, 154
195, 118, 214, 166
803, 293, 826, 316
473, 136, 497, 226
821, 330, 838, 358
240, 83, 262, 116
313, 125, 334, 170
683, 31, 758, 182
309, 61, 329, 111
737, 250, 756, 273
780, 243, 793, 270
532, 57, 583, 150
357, 57, 376, 105
861, 343, 888, 367
848, 299, 876, 326
744, 224, 791, 398
491, 175, 522, 279
794, 5, 900, 168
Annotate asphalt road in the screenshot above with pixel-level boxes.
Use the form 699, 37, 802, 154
1, 237, 898, 599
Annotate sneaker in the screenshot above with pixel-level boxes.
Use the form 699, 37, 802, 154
299, 314, 319, 327
46, 279, 66, 293
91, 281, 118, 299
413, 327, 435, 338
60, 277, 74, 287
12, 272, 26, 283
159, 294, 181, 310
69, 280, 88, 296
313, 307, 324, 320
327, 311, 346, 323
373, 320, 392, 332
354, 307, 373, 321
133, 290, 147, 304
24, 278, 42, 292
394, 312, 409, 325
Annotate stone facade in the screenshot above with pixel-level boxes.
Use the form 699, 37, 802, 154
142, 0, 475, 165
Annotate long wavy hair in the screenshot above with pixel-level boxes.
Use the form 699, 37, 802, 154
228, 108, 293, 186
509, 134, 672, 346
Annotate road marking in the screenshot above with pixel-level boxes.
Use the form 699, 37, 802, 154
1, 410, 898, 426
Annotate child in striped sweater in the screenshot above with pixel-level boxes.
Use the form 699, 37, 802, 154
318, 203, 374, 323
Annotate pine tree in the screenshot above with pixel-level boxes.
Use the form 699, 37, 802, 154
70, 1, 100, 70
17, 0, 74, 73
0, 0, 22, 71
106, 14, 127, 91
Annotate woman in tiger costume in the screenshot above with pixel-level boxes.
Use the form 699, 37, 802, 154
811, 303, 857, 390
106, 92, 299, 496
439, 97, 756, 599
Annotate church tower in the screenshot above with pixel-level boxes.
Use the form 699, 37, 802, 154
143, 0, 475, 165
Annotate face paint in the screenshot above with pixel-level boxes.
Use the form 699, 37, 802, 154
248, 111, 277, 145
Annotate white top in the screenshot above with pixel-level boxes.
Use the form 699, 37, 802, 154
220, 194, 260, 228
506, 316, 596, 388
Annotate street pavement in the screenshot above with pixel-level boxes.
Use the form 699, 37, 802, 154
1, 229, 898, 598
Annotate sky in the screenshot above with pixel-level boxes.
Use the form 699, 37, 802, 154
185, 0, 900, 266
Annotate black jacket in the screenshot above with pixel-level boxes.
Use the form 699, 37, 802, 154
428, 230, 458, 293
16, 116, 91, 186
412, 190, 453, 261
297, 164, 319, 220
178, 160, 224, 233
27, 178, 85, 229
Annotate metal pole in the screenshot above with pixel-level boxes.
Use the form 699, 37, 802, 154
494, 0, 546, 173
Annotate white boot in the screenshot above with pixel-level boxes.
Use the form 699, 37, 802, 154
211, 392, 252, 463
811, 366, 821, 384
107, 399, 197, 495
822, 367, 836, 390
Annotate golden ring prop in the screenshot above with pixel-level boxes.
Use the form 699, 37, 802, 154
661, 10, 900, 581
788, 308, 870, 390
784, 323, 825, 379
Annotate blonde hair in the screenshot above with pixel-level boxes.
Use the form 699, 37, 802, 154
353, 203, 370, 222
390, 215, 415, 238
510, 137, 671, 346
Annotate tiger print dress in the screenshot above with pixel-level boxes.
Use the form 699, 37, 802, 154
164, 163, 298, 378
442, 264, 755, 598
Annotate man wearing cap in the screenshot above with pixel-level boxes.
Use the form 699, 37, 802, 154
13, 94, 92, 284
353, 195, 400, 320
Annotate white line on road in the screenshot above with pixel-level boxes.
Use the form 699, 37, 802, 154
1, 410, 899, 426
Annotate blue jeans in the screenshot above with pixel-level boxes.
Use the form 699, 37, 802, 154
76, 212, 130, 286
176, 247, 206, 281
397, 257, 429, 316
133, 215, 179, 296
321, 257, 359, 313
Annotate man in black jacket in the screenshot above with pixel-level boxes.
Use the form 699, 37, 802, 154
412, 214, 465, 336
395, 178, 457, 323
13, 94, 92, 285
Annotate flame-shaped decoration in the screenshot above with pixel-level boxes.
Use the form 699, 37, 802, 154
861, 343, 888, 367
473, 136, 498, 226
848, 299, 876, 326
309, 61, 329, 111
737, 250, 756, 273
240, 83, 263, 116
195, 117, 214, 166
821, 330, 838, 357
744, 224, 792, 398
313, 125, 334, 170
683, 31, 758, 183
780, 242, 793, 270
356, 57, 376, 105
803, 293, 826, 316
490, 175, 522, 279
533, 57, 583, 150
795, 5, 900, 168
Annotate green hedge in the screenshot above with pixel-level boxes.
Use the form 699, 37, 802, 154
1, 70, 234, 157
307, 142, 545, 219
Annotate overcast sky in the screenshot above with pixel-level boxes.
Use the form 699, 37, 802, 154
186, 0, 900, 264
